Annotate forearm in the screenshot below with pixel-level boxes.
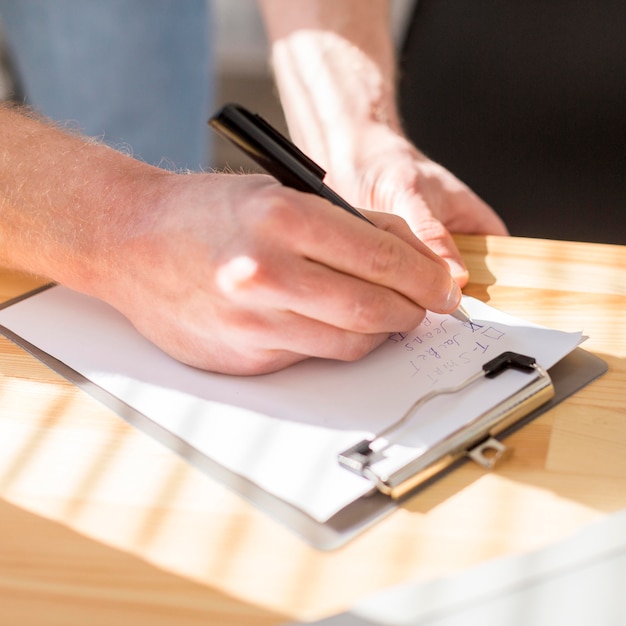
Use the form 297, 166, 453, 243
0, 104, 167, 293
259, 0, 400, 175
259, 0, 507, 284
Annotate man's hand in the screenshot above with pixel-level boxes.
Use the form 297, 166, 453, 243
1, 106, 461, 375
101, 173, 462, 374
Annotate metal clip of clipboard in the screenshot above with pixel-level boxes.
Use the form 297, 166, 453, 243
338, 352, 555, 499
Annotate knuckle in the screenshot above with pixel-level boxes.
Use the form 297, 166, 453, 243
214, 249, 288, 300
254, 189, 303, 235
339, 334, 386, 362
368, 238, 402, 279
349, 290, 394, 332
347, 288, 427, 335
215, 255, 260, 295
414, 217, 449, 247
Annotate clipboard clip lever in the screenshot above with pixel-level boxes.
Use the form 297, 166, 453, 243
338, 352, 554, 499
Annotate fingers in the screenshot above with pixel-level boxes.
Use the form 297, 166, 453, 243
282, 193, 461, 318
135, 306, 390, 375
219, 311, 392, 375
362, 208, 450, 269
195, 191, 464, 373
438, 185, 509, 238
217, 250, 429, 334
403, 211, 470, 287
361, 207, 472, 285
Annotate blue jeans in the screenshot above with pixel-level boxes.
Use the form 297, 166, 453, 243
0, 0, 214, 171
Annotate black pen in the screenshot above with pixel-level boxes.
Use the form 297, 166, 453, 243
208, 103, 472, 324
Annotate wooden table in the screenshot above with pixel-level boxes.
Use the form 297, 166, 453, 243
1, 235, 625, 625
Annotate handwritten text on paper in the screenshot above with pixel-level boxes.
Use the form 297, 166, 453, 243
387, 317, 506, 384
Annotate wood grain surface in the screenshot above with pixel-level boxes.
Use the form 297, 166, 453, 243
1, 235, 624, 625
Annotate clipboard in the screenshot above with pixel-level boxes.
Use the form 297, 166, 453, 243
0, 286, 608, 550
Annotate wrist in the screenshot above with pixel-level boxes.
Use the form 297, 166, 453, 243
66, 160, 173, 302
0, 105, 172, 298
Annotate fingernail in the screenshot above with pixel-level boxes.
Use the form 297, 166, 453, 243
445, 279, 462, 312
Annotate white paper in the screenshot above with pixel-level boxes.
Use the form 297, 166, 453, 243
0, 287, 582, 522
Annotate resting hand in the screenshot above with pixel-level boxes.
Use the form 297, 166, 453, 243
259, 0, 508, 286
323, 123, 508, 286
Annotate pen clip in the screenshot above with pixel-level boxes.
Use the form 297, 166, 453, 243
209, 103, 326, 192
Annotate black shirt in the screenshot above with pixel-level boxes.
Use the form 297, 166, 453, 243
399, 1, 626, 244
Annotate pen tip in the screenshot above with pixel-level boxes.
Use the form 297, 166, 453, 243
451, 304, 473, 324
